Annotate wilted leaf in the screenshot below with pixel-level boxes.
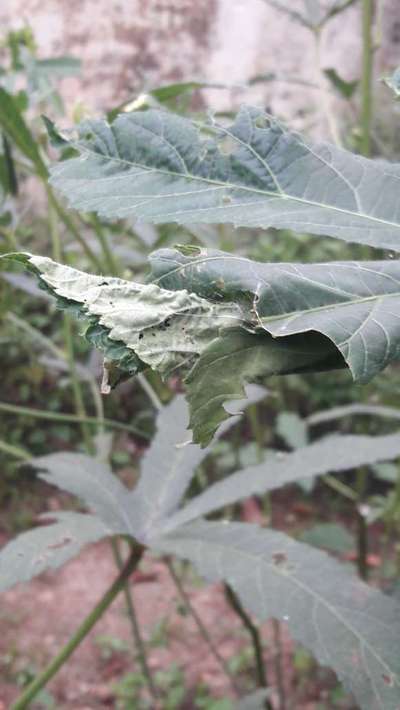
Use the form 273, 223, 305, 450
46, 106, 400, 251
153, 520, 400, 709
5, 253, 246, 382
0, 512, 109, 592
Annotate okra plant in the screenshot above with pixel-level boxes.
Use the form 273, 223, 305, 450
3, 104, 400, 709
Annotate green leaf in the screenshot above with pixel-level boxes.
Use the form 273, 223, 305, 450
184, 327, 342, 446
0, 87, 47, 177
307, 403, 400, 426
0, 512, 109, 592
276, 411, 308, 449
324, 68, 358, 99
47, 105, 400, 251
153, 520, 400, 710
299, 522, 354, 553
32, 453, 137, 536
0, 133, 18, 196
383, 67, 400, 99
150, 247, 400, 383
162, 431, 400, 531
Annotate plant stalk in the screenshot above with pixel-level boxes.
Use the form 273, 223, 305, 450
360, 0, 374, 156
11, 544, 145, 710
224, 584, 272, 710
356, 468, 369, 581
0, 401, 149, 438
112, 540, 158, 700
167, 560, 241, 695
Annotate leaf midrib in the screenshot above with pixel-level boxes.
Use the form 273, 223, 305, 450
63, 134, 400, 238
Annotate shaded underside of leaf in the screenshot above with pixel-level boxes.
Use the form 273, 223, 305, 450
150, 247, 400, 383
184, 327, 343, 446
153, 520, 400, 710
0, 512, 110, 593
48, 106, 400, 251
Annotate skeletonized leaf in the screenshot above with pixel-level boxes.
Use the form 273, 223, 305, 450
48, 106, 400, 251
184, 327, 342, 446
0, 512, 109, 592
32, 453, 137, 537
162, 431, 400, 532
153, 520, 400, 710
150, 247, 400, 383
131, 388, 267, 541
5, 253, 245, 381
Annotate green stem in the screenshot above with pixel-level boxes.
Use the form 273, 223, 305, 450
314, 29, 341, 145
167, 560, 241, 695
11, 544, 145, 710
138, 373, 163, 411
356, 468, 369, 581
63, 315, 95, 455
360, 0, 374, 156
0, 401, 149, 438
46, 186, 103, 271
224, 585, 272, 710
272, 619, 286, 710
323, 474, 358, 502
0, 439, 30, 461
112, 540, 158, 700
82, 214, 120, 276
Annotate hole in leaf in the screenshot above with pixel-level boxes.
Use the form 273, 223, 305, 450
49, 537, 73, 550
219, 136, 236, 156
255, 116, 267, 129
272, 552, 288, 566
382, 674, 394, 687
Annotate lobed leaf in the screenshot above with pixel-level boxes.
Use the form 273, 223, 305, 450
47, 105, 400, 251
0, 512, 109, 593
153, 520, 400, 710
131, 388, 267, 540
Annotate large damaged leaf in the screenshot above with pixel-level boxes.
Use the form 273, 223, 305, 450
153, 520, 400, 710
48, 106, 400, 251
